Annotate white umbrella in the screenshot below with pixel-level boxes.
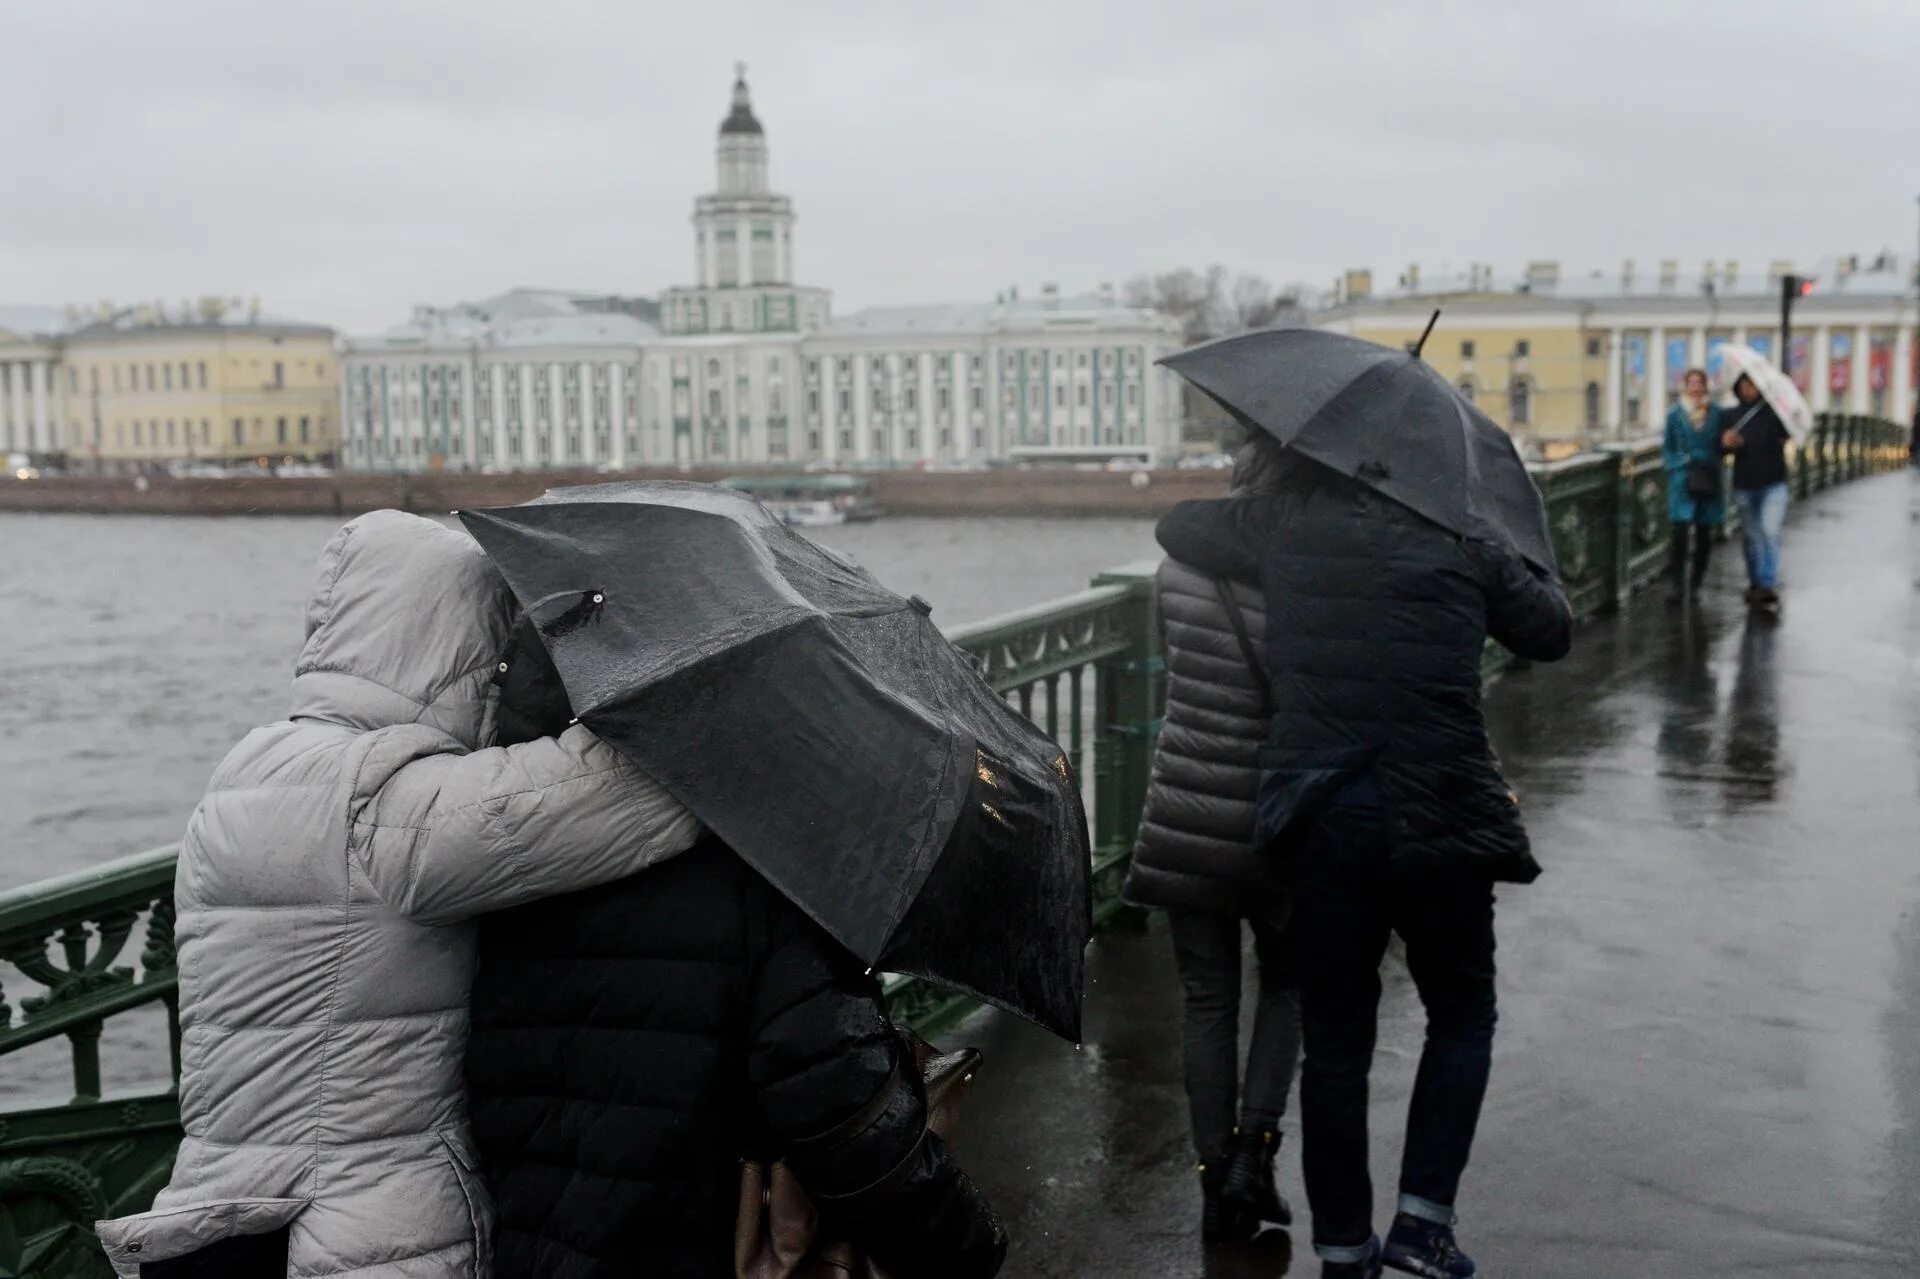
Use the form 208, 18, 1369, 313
1714, 342, 1814, 442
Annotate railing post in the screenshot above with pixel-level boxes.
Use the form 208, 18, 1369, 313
1609, 447, 1634, 610
1088, 566, 1163, 919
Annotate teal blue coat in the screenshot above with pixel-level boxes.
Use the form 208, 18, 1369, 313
1664, 402, 1726, 525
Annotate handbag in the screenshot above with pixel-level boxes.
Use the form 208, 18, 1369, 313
1685, 459, 1722, 500
735, 1028, 982, 1279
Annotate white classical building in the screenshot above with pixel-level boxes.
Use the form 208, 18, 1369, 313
340, 69, 1184, 473
0, 306, 82, 463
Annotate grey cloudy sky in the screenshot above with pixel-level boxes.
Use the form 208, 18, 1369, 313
3, 0, 1914, 334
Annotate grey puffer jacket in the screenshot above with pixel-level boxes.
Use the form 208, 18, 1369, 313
94, 511, 701, 1278
1123, 558, 1288, 920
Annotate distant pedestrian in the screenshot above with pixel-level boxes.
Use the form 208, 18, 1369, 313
1663, 369, 1725, 601
1127, 434, 1301, 1247
1159, 449, 1572, 1279
1722, 373, 1793, 611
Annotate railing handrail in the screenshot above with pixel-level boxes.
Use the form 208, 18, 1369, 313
0, 842, 178, 946
943, 581, 1134, 648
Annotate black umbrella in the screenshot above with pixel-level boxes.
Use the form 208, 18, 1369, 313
1161, 326, 1559, 575
459, 482, 1092, 1040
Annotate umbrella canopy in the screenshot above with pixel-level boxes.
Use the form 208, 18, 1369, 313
1161, 328, 1559, 576
459, 482, 1092, 1040
1714, 342, 1814, 442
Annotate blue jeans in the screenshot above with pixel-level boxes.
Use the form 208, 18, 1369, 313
1734, 483, 1790, 591
1292, 804, 1497, 1256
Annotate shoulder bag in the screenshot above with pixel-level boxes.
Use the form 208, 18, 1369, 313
1210, 578, 1270, 707
735, 1028, 982, 1279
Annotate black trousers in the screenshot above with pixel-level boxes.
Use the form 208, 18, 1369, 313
1167, 908, 1301, 1163
1292, 805, 1498, 1250
1668, 520, 1714, 587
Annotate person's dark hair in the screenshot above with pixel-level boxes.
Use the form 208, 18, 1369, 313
1683, 367, 1709, 388
1733, 373, 1759, 401
1230, 433, 1292, 496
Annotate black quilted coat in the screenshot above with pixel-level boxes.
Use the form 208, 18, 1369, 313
1123, 558, 1289, 919
1156, 460, 1573, 883
465, 839, 1007, 1279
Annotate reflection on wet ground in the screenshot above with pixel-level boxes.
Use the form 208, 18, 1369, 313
961, 473, 1920, 1278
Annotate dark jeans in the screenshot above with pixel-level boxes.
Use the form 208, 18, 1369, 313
1668, 520, 1714, 588
1167, 908, 1301, 1163
1292, 805, 1498, 1250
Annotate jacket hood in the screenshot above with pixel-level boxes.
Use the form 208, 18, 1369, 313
289, 510, 514, 749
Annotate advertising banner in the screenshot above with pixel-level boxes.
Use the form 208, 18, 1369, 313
1665, 336, 1690, 390
1829, 332, 1853, 395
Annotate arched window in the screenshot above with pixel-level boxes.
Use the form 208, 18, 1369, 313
1584, 381, 1601, 429
1456, 379, 1476, 404
1508, 377, 1532, 427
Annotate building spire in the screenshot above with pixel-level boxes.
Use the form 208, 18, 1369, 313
720, 62, 762, 136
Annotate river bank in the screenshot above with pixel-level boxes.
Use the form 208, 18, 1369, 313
0, 466, 1229, 518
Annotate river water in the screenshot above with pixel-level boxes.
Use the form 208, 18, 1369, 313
0, 510, 1162, 891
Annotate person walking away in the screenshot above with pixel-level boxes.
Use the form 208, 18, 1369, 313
1662, 368, 1726, 602
1158, 451, 1572, 1279
93, 511, 702, 1278
465, 644, 1008, 1279
1722, 373, 1793, 611
1125, 435, 1301, 1246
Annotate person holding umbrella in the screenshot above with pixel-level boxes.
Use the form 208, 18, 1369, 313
1715, 346, 1810, 613
453, 481, 1093, 1276
1154, 326, 1573, 1279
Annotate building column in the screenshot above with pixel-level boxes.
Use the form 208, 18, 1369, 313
736, 219, 752, 296
1893, 322, 1915, 423
1809, 327, 1832, 411
29, 359, 51, 454
1688, 327, 1707, 370
0, 361, 15, 453
1604, 326, 1624, 436
1647, 326, 1667, 417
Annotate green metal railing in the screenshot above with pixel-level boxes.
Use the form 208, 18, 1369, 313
0, 412, 1907, 1273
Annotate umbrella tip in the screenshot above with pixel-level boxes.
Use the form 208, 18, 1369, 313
1411, 308, 1442, 359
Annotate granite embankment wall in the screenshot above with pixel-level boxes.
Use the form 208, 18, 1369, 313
0, 468, 1232, 518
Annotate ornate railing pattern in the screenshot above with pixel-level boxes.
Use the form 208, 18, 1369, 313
0, 412, 1907, 1271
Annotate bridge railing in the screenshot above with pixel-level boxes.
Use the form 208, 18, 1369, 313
0, 411, 1907, 1268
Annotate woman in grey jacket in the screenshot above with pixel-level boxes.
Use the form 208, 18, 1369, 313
94, 510, 701, 1277
1124, 437, 1299, 1246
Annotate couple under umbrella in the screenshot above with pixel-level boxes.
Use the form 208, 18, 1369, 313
1133, 322, 1569, 1279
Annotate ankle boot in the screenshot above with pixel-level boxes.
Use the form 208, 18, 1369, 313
1221, 1127, 1293, 1228
1200, 1160, 1258, 1244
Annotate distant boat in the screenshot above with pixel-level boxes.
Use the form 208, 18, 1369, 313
717, 472, 881, 527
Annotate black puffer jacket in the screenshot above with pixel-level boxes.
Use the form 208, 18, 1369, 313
466, 839, 1006, 1279
1124, 557, 1288, 919
1157, 460, 1572, 883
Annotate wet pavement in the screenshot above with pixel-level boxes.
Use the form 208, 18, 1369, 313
957, 471, 1920, 1278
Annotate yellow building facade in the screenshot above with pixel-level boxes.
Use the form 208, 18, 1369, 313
1313, 259, 1919, 457
1312, 292, 1608, 457
57, 301, 337, 472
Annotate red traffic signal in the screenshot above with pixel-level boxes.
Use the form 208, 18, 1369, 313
1799, 278, 1817, 296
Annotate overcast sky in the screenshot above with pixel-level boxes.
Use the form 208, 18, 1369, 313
3, 0, 1914, 334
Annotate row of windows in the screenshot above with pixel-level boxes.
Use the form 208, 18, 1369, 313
104, 415, 320, 449
57, 358, 325, 395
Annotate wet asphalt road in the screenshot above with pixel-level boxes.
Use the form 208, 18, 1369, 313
956, 471, 1920, 1278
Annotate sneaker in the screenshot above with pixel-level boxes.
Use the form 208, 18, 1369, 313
1383, 1212, 1476, 1277
1320, 1236, 1383, 1278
